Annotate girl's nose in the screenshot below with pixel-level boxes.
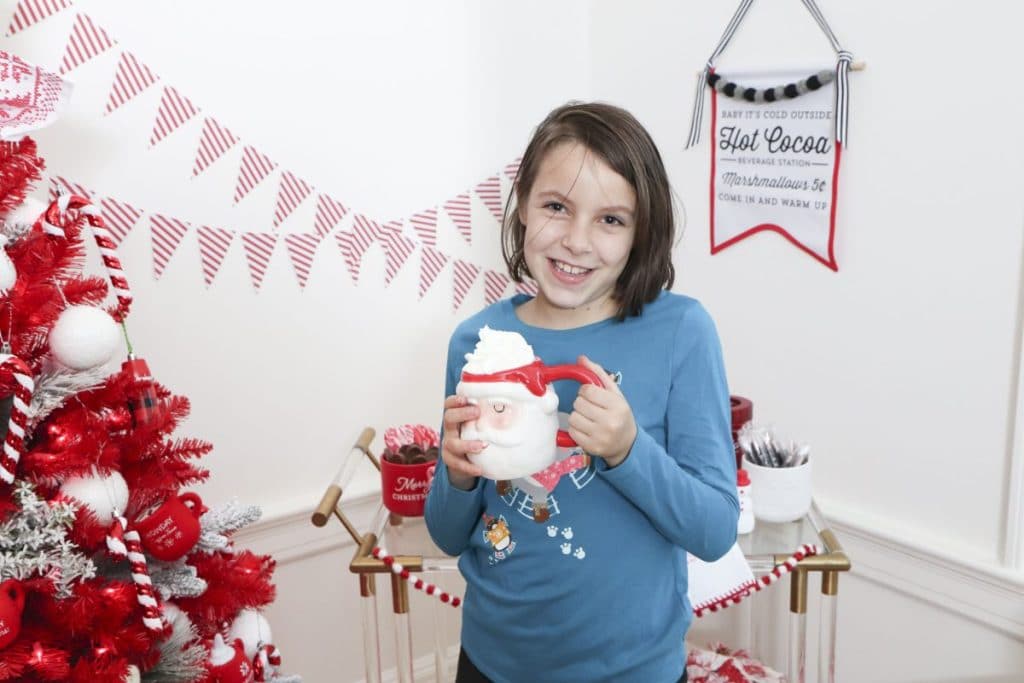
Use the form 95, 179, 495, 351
560, 219, 592, 255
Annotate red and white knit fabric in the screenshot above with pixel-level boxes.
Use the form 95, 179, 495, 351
686, 642, 784, 683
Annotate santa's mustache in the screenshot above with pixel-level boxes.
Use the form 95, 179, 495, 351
460, 427, 522, 448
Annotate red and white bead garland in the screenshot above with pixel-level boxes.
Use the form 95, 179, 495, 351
0, 354, 33, 485
694, 543, 821, 618
39, 193, 132, 321
371, 547, 461, 608
105, 514, 168, 633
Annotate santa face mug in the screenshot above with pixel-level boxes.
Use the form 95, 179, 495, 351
457, 328, 602, 482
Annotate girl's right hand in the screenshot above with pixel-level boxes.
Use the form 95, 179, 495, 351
442, 394, 487, 490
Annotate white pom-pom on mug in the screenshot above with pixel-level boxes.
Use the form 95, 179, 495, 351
59, 469, 129, 526
228, 608, 273, 660
50, 305, 121, 370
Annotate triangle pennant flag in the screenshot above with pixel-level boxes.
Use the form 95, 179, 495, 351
484, 270, 512, 305
313, 194, 348, 237
410, 207, 437, 247
59, 14, 115, 74
515, 279, 538, 297
150, 214, 190, 279
503, 157, 521, 181
8, 0, 73, 36
444, 193, 472, 244
452, 259, 481, 310
272, 171, 313, 228
197, 225, 234, 286
475, 176, 503, 222
98, 197, 142, 245
375, 221, 416, 285
284, 232, 323, 289
192, 118, 238, 176
241, 232, 278, 290
335, 213, 376, 285
419, 245, 449, 299
49, 175, 92, 201
233, 146, 277, 203
150, 86, 199, 146
105, 51, 158, 114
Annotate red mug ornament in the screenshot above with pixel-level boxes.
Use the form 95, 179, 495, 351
134, 492, 205, 561
208, 634, 255, 683
0, 579, 25, 650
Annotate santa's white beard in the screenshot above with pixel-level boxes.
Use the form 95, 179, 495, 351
463, 406, 560, 480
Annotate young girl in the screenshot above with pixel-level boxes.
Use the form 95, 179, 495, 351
425, 102, 738, 683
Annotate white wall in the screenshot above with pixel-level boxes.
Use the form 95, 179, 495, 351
2, 1, 1022, 681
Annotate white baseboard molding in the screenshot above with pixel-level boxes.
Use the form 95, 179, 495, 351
364, 645, 459, 683
233, 490, 1024, 645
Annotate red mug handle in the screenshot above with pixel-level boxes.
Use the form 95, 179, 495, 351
539, 364, 604, 448
0, 579, 24, 614
179, 492, 205, 519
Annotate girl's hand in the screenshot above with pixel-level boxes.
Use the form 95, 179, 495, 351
441, 394, 486, 490
567, 355, 637, 468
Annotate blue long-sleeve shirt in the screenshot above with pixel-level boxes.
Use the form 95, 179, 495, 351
425, 292, 738, 683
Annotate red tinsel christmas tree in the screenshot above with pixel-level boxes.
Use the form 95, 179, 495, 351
0, 139, 299, 682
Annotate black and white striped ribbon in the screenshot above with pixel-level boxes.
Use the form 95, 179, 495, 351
685, 0, 853, 148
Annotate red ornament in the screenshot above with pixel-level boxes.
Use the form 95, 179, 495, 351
46, 423, 71, 451
207, 634, 255, 683
0, 578, 25, 649
122, 355, 165, 428
104, 406, 132, 433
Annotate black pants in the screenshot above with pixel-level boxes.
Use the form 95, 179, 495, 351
456, 648, 688, 683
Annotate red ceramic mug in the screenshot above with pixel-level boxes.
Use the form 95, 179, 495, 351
0, 578, 24, 649
134, 492, 205, 561
381, 459, 436, 517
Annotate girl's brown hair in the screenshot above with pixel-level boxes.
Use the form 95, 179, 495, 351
502, 101, 675, 320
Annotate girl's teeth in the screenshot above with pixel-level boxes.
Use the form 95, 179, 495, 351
554, 261, 588, 275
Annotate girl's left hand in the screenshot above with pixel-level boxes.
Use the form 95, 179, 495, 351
567, 355, 637, 468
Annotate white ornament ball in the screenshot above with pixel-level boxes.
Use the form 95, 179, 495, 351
3, 197, 48, 230
228, 609, 273, 660
0, 240, 15, 293
50, 305, 121, 370
123, 665, 141, 683
59, 469, 129, 525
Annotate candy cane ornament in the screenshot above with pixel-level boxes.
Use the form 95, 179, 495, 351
694, 543, 821, 618
39, 194, 132, 321
372, 546, 461, 608
106, 514, 168, 633
0, 354, 33, 485
253, 643, 283, 682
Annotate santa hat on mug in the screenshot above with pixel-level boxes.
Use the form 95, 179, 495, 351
456, 327, 558, 413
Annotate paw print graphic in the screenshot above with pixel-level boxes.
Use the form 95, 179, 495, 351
573, 547, 586, 560
547, 525, 559, 538
560, 542, 572, 555
561, 527, 574, 540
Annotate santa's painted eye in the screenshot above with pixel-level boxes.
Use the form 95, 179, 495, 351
491, 402, 507, 414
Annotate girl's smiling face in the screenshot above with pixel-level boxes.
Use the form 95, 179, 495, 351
518, 142, 636, 329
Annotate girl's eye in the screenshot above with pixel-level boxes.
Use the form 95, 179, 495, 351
491, 402, 507, 413
601, 215, 624, 226
543, 201, 566, 213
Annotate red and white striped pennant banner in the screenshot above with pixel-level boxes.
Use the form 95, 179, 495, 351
375, 220, 416, 286
452, 259, 480, 310
475, 176, 503, 222
444, 193, 472, 244
197, 225, 234, 286
234, 146, 277, 204
284, 232, 323, 289
409, 207, 437, 247
150, 86, 199, 146
272, 171, 313, 228
98, 197, 142, 245
49, 175, 92, 201
483, 270, 512, 305
59, 13, 115, 75
503, 157, 521, 181
418, 245, 448, 299
312, 194, 347, 238
335, 214, 376, 285
105, 51, 158, 114
515, 279, 538, 297
150, 214, 190, 279
241, 232, 278, 290
192, 118, 238, 176
7, 0, 72, 36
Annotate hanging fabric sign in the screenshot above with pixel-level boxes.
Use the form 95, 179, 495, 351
685, 0, 855, 271
710, 68, 840, 270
